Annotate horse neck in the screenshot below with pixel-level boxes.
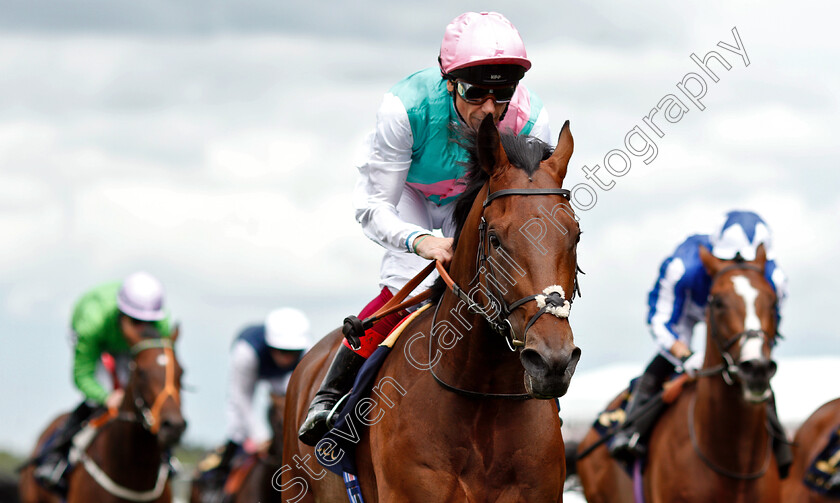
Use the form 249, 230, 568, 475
434, 205, 527, 396
695, 333, 769, 468
93, 390, 166, 478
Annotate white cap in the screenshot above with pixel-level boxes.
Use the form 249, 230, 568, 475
709, 210, 774, 261
265, 308, 310, 351
117, 271, 166, 321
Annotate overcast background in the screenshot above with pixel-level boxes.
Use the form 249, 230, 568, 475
1, 1, 838, 454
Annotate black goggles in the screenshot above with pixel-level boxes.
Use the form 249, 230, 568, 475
455, 81, 517, 105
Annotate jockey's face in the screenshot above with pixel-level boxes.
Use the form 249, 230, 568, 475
270, 349, 299, 368
447, 80, 508, 131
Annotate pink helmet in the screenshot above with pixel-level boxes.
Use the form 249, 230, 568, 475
439, 12, 531, 85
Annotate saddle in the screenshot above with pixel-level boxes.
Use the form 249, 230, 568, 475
585, 373, 691, 471
804, 424, 840, 497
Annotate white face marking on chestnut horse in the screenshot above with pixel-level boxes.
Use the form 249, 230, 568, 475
156, 354, 169, 367
731, 275, 763, 361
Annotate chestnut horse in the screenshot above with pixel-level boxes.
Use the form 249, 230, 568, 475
577, 245, 781, 503
781, 397, 840, 502
19, 326, 186, 503
282, 117, 581, 502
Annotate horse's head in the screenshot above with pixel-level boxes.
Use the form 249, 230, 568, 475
122, 322, 187, 448
699, 244, 778, 403
452, 116, 581, 399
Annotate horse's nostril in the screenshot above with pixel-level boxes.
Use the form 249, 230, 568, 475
520, 349, 549, 378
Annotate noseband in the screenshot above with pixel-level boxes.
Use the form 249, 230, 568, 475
437, 187, 579, 351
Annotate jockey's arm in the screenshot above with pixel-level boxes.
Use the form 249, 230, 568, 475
71, 306, 110, 405
226, 340, 259, 444
647, 256, 691, 358
353, 93, 434, 253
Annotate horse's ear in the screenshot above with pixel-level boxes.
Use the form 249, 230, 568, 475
753, 243, 767, 270
547, 120, 573, 183
169, 323, 180, 344
698, 245, 724, 276
476, 114, 508, 176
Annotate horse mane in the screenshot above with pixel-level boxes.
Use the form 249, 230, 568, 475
429, 126, 553, 302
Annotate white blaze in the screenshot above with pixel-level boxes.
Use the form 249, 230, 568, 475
732, 275, 763, 361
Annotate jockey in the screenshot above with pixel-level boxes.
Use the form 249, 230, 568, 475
34, 271, 172, 491
609, 210, 793, 476
298, 11, 553, 445
203, 308, 310, 488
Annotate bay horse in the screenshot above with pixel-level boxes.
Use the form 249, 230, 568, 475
19, 325, 186, 503
577, 245, 781, 503
282, 116, 581, 502
781, 397, 840, 502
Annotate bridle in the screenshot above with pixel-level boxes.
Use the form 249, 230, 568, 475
687, 261, 778, 480
127, 338, 181, 435
66, 337, 181, 502
696, 262, 777, 386
436, 187, 580, 351
430, 185, 579, 400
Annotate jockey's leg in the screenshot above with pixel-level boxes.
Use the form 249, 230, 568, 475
34, 400, 96, 491
766, 393, 792, 478
298, 345, 367, 446
609, 353, 674, 461
298, 289, 397, 446
300, 186, 441, 446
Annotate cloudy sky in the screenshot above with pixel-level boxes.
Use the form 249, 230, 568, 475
1, 1, 838, 452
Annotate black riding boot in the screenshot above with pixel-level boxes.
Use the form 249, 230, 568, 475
609, 355, 674, 462
766, 395, 792, 479
34, 401, 95, 492
298, 345, 366, 446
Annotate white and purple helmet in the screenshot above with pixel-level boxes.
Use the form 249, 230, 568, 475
117, 271, 166, 321
710, 210, 775, 261
438, 11, 531, 85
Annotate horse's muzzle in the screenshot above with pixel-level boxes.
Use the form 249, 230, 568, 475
520, 345, 581, 399
157, 417, 187, 447
737, 358, 777, 403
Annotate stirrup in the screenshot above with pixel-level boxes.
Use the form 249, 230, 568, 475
34, 456, 69, 489
325, 393, 351, 429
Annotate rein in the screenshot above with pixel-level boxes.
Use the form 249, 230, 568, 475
66, 337, 179, 501
427, 185, 576, 399
687, 393, 772, 480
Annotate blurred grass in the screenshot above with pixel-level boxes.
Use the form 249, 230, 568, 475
0, 450, 24, 475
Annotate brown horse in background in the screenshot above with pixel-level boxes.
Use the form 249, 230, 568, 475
283, 117, 581, 501
19, 326, 186, 503
781, 397, 840, 502
577, 245, 781, 503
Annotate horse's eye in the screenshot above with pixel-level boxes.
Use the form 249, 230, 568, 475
488, 232, 501, 248
711, 297, 725, 310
